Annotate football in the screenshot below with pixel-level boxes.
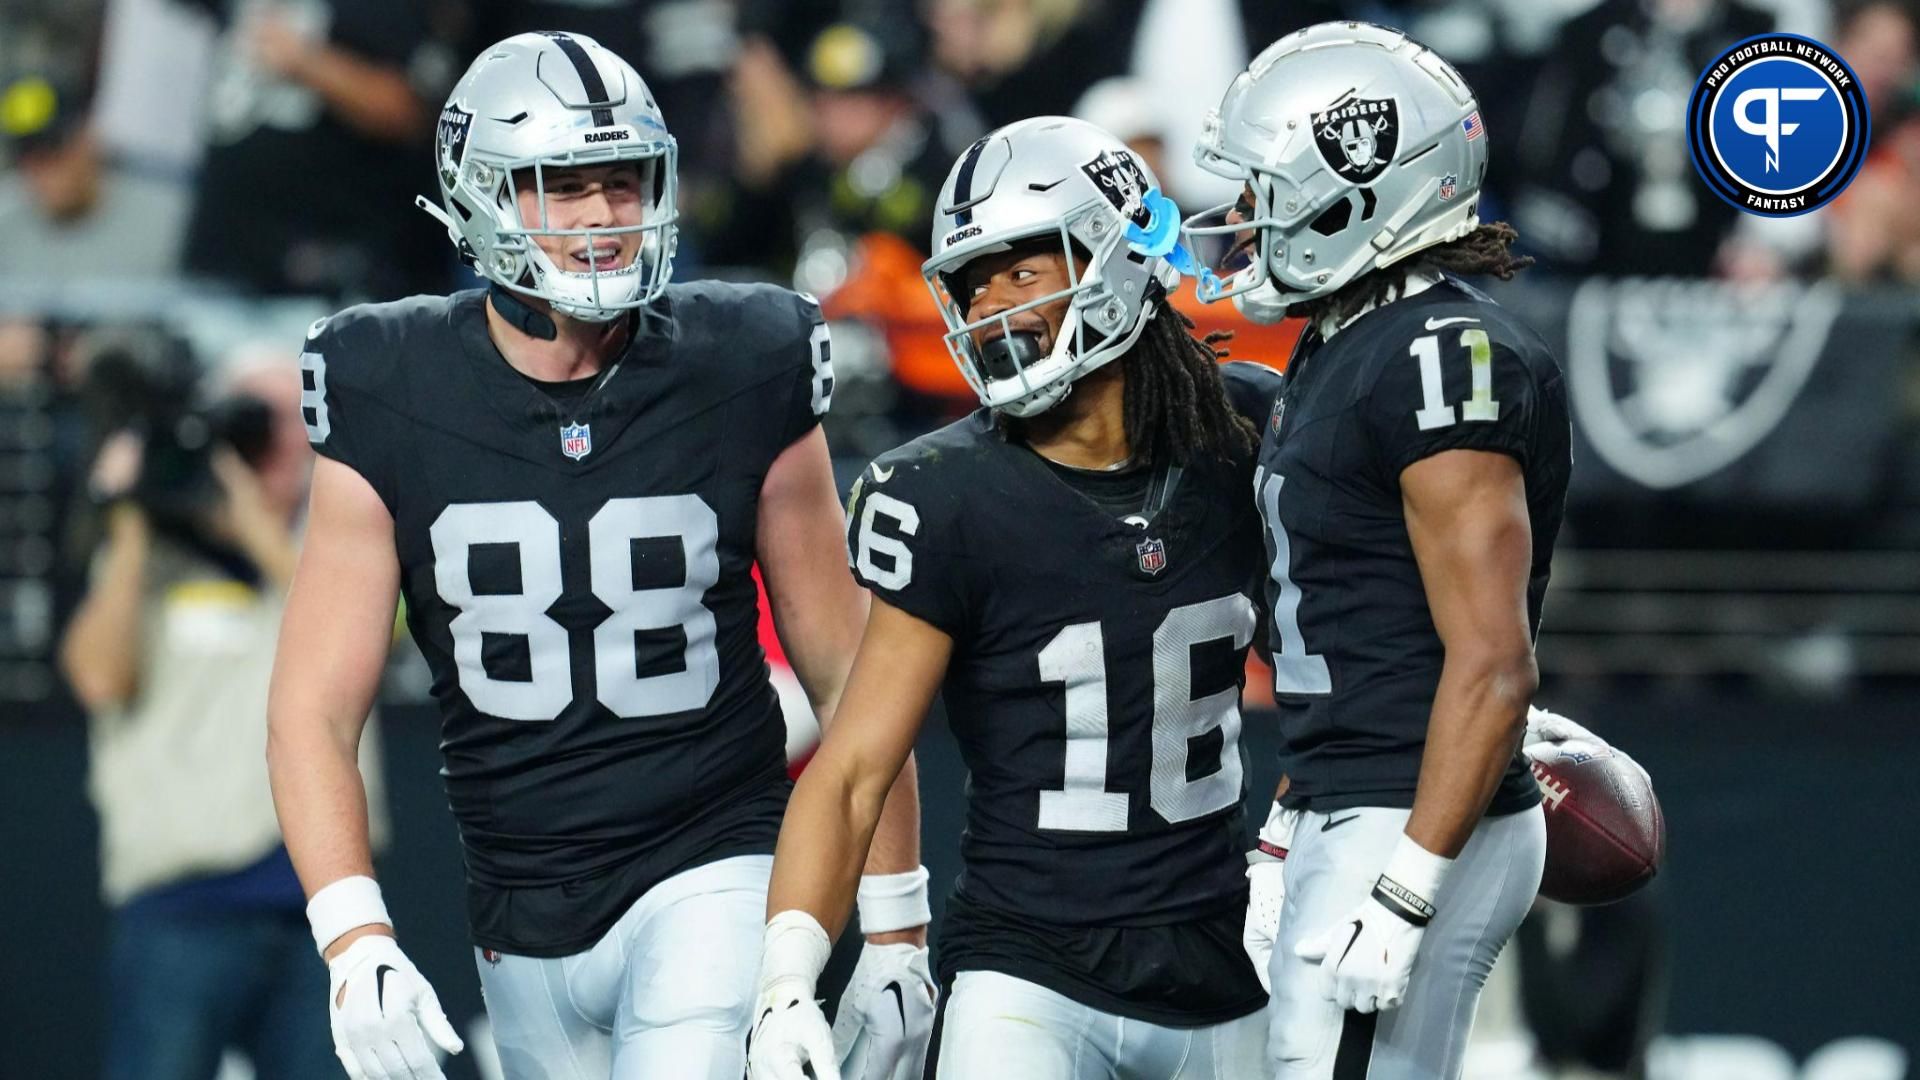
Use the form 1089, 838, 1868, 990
1525, 738, 1665, 905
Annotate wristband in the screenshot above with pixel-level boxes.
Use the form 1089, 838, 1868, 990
1372, 834, 1453, 928
1256, 801, 1299, 857
856, 866, 931, 934
306, 875, 391, 955
761, 909, 833, 989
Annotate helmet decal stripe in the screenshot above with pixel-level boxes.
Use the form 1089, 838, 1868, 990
950, 137, 991, 226
544, 32, 616, 127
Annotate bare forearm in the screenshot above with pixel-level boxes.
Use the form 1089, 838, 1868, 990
60, 513, 149, 707
1404, 652, 1536, 857
292, 48, 426, 142
768, 758, 895, 941
864, 753, 921, 876
268, 718, 376, 896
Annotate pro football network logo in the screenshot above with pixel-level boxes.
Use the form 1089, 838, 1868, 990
560, 422, 592, 461
1686, 34, 1870, 217
1312, 92, 1399, 184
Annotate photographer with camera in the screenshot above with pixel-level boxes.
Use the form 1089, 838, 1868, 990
60, 350, 383, 1080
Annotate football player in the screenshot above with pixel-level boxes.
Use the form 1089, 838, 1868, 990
748, 117, 1280, 1080
1184, 23, 1572, 1080
265, 33, 933, 1080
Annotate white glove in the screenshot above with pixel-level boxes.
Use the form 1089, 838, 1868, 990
1523, 704, 1600, 753
1243, 801, 1301, 993
326, 935, 464, 1080
1294, 835, 1451, 1014
750, 911, 840, 1080
1524, 705, 1650, 784
832, 943, 937, 1080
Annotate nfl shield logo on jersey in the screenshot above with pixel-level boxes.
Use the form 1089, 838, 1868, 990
560, 422, 592, 461
1136, 536, 1168, 576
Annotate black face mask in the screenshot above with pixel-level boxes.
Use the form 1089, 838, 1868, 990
975, 331, 1045, 381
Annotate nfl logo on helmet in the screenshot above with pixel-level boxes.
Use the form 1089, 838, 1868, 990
560, 422, 592, 461
1136, 536, 1168, 576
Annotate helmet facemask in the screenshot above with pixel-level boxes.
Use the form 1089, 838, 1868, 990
923, 208, 1156, 418
485, 144, 678, 323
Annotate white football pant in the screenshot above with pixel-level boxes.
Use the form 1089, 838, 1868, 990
1268, 806, 1545, 1080
937, 970, 1267, 1079
474, 854, 770, 1080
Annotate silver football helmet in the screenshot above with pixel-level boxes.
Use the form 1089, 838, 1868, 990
1183, 22, 1486, 323
419, 33, 678, 322
923, 116, 1181, 417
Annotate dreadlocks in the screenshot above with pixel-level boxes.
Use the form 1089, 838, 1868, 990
1291, 221, 1534, 331
1118, 288, 1258, 467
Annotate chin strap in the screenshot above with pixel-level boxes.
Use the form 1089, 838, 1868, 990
488, 283, 558, 341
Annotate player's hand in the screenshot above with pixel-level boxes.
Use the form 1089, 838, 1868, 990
1243, 801, 1300, 993
1523, 704, 1599, 752
1524, 705, 1648, 784
832, 942, 937, 1080
1294, 835, 1450, 1013
751, 910, 840, 1080
326, 934, 463, 1079
750, 978, 840, 1080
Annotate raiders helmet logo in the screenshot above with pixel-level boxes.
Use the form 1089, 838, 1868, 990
1312, 94, 1399, 184
1079, 150, 1154, 228
437, 104, 474, 189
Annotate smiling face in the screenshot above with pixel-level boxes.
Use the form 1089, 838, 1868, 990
956, 240, 1084, 360
513, 162, 649, 276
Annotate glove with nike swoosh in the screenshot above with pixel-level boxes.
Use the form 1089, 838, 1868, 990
1243, 801, 1301, 993
832, 867, 936, 1080
750, 910, 841, 1080
832, 943, 937, 1080
1294, 835, 1452, 1014
326, 935, 464, 1080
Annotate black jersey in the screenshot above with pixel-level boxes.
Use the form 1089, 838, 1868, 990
1256, 277, 1570, 815
846, 362, 1283, 1025
299, 284, 834, 956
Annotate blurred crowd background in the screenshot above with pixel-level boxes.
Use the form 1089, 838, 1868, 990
1, 1, 1916, 1079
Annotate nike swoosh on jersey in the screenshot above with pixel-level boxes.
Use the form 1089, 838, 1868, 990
1424, 316, 1481, 330
884, 981, 906, 1025
871, 464, 895, 483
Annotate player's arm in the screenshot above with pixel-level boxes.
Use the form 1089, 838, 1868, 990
1401, 447, 1537, 858
60, 504, 149, 709
267, 457, 395, 932
752, 597, 951, 1080
757, 426, 928, 942
267, 456, 463, 1077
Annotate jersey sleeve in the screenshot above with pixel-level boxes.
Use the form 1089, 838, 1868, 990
298, 310, 398, 509
1363, 326, 1543, 481
842, 456, 969, 638
778, 292, 834, 449
1219, 360, 1287, 433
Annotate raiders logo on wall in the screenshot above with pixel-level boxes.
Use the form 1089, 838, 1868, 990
1080, 150, 1154, 228
1312, 93, 1399, 184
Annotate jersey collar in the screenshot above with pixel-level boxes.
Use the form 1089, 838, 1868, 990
1316, 269, 1444, 341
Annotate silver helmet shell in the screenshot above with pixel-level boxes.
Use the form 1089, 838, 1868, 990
923, 116, 1179, 417
427, 32, 678, 322
1183, 22, 1485, 322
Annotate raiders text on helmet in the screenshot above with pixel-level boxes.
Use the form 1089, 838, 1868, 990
922, 116, 1180, 417
419, 33, 679, 322
1183, 22, 1487, 323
